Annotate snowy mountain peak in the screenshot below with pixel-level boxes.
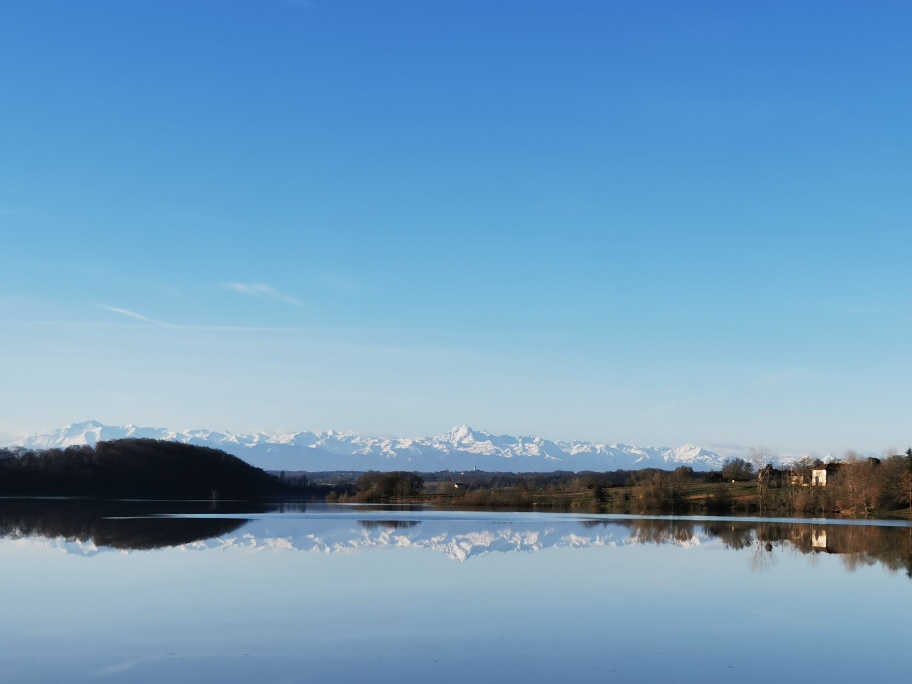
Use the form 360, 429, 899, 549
25, 420, 111, 449
8, 421, 730, 473
67, 420, 105, 430
441, 425, 490, 443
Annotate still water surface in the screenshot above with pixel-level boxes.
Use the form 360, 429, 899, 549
1, 500, 910, 683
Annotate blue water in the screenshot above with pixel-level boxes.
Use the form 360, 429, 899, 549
1, 503, 909, 682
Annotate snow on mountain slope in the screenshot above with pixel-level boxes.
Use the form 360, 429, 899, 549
9, 420, 729, 472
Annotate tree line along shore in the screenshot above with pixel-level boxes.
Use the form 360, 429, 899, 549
321, 450, 912, 518
2, 440, 910, 519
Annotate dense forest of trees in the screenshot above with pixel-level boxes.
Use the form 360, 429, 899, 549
0, 439, 307, 499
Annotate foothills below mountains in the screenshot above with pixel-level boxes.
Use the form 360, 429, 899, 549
12, 421, 730, 472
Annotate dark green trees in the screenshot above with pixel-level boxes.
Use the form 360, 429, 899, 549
0, 439, 293, 499
721, 457, 755, 481
352, 471, 424, 501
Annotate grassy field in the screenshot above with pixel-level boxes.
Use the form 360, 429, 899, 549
385, 480, 763, 514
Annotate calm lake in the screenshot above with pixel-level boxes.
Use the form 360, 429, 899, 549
2, 500, 910, 683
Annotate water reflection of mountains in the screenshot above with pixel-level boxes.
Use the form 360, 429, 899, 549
2, 501, 910, 575
0, 499, 261, 551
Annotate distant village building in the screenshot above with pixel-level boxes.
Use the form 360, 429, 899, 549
789, 462, 841, 487
811, 463, 841, 487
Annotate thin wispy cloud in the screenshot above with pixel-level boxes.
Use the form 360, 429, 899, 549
11, 314, 510, 339
323, 275, 360, 293
99, 305, 170, 326
750, 368, 816, 387
219, 282, 307, 308
96, 305, 307, 332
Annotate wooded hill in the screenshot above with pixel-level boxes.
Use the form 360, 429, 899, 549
0, 439, 305, 499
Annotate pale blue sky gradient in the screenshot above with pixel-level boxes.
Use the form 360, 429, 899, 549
2, 1, 910, 457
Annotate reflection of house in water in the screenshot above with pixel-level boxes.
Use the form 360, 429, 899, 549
812, 528, 827, 549
805, 525, 866, 559
784, 524, 841, 555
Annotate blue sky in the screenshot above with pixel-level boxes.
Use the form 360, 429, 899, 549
2, 1, 910, 458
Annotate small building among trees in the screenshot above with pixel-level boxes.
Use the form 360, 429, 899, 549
811, 463, 841, 487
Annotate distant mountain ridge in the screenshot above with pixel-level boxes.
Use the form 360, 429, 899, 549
10, 420, 730, 472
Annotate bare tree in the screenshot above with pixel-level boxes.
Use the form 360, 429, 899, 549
832, 453, 882, 517
747, 448, 776, 516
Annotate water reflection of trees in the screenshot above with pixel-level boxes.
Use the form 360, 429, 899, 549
751, 521, 912, 577
627, 519, 697, 546
0, 499, 280, 550
712, 520, 911, 576
358, 520, 421, 530
581, 518, 912, 576
702, 522, 756, 550
584, 518, 699, 546
3, 501, 910, 574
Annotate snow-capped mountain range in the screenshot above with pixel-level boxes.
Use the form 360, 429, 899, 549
9, 420, 729, 472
